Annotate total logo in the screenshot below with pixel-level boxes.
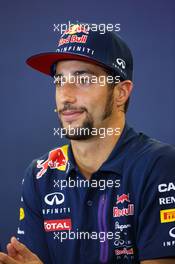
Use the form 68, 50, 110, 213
44, 218, 72, 232
44, 192, 65, 206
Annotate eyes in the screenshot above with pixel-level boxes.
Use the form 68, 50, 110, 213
54, 73, 95, 88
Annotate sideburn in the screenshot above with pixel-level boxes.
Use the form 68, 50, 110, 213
102, 84, 115, 120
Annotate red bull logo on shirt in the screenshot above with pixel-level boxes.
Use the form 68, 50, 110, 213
116, 193, 130, 204
36, 145, 69, 179
113, 204, 134, 218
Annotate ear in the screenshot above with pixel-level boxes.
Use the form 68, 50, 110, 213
114, 80, 133, 108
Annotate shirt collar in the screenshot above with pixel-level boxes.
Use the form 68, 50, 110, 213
65, 122, 138, 178
98, 122, 138, 174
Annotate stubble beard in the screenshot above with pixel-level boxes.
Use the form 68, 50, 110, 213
59, 87, 114, 140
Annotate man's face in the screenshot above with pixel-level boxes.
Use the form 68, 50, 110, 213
55, 60, 116, 140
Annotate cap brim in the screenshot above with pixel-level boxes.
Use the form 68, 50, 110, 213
26, 52, 110, 77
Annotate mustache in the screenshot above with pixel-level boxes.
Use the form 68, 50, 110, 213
59, 104, 87, 114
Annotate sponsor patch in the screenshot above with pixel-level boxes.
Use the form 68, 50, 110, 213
44, 218, 72, 232
160, 208, 175, 223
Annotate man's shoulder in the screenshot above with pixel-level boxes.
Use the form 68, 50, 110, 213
26, 143, 70, 180
134, 132, 175, 160
123, 131, 175, 199
127, 130, 175, 174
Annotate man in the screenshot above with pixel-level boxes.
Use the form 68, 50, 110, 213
0, 24, 175, 264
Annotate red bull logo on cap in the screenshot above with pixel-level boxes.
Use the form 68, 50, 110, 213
58, 34, 88, 47
36, 145, 68, 179
58, 24, 89, 47
116, 193, 130, 204
62, 24, 89, 36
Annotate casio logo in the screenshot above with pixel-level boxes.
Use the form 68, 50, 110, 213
158, 182, 175, 193
44, 192, 65, 206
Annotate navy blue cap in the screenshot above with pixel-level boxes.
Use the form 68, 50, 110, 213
26, 24, 133, 80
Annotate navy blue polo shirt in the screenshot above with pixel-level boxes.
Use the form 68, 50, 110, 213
17, 123, 175, 264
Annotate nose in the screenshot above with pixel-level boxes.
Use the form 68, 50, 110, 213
56, 82, 77, 105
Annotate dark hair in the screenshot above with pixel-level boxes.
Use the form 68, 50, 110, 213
50, 62, 57, 77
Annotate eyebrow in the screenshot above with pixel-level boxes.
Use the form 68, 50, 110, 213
54, 69, 97, 78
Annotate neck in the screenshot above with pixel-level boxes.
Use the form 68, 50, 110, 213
70, 116, 125, 179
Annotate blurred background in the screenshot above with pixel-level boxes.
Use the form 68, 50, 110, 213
0, 0, 174, 251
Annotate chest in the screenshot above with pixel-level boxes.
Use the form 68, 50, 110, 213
39, 172, 140, 263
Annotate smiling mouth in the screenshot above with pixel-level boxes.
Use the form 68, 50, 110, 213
61, 110, 85, 122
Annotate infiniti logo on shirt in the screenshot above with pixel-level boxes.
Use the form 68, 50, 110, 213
44, 192, 65, 206
169, 227, 175, 238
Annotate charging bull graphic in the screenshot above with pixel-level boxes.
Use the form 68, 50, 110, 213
36, 145, 68, 179
116, 194, 130, 204
62, 24, 89, 37
59, 24, 89, 47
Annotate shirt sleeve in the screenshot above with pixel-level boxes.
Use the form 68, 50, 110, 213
137, 147, 175, 261
16, 160, 52, 264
